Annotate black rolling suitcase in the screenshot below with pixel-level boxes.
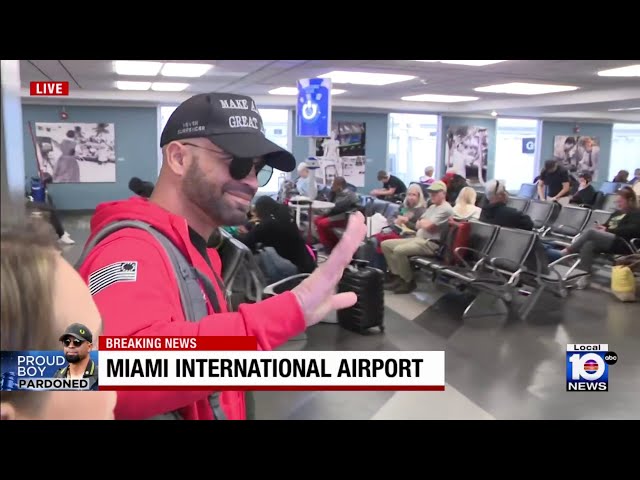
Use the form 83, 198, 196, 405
337, 259, 385, 334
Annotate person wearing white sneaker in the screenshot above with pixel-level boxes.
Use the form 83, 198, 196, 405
59, 232, 76, 245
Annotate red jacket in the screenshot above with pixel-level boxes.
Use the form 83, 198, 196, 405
78, 197, 306, 420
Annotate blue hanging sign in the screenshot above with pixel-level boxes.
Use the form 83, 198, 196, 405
296, 78, 332, 138
522, 137, 536, 154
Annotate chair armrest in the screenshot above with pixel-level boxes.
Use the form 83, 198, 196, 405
548, 253, 581, 268
453, 246, 487, 270
547, 253, 587, 281
488, 256, 525, 285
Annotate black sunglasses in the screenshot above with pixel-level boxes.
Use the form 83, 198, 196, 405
63, 338, 85, 347
181, 142, 273, 188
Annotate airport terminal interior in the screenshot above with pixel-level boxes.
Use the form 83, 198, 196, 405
2, 59, 639, 420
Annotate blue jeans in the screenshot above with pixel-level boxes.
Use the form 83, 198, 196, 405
543, 243, 564, 263
368, 237, 388, 271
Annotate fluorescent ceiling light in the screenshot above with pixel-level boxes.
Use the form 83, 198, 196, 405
268, 87, 346, 95
414, 60, 506, 66
114, 61, 162, 76
439, 60, 506, 66
319, 70, 415, 86
401, 93, 479, 103
608, 107, 640, 111
151, 82, 190, 92
474, 82, 579, 95
161, 63, 213, 77
598, 64, 640, 77
116, 81, 151, 90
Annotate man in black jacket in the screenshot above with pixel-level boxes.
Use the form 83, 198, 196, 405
569, 172, 598, 208
371, 170, 407, 200
480, 179, 534, 230
537, 160, 571, 204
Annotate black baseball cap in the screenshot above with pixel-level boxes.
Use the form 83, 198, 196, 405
160, 92, 296, 172
59, 323, 93, 344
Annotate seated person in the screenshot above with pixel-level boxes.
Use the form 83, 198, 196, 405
296, 162, 310, 196
1, 215, 116, 420
381, 181, 453, 294
239, 196, 316, 275
481, 180, 534, 230
370, 170, 407, 200
419, 166, 435, 185
569, 172, 598, 207
558, 187, 640, 283
631, 168, 640, 186
371, 183, 427, 265
295, 161, 318, 199
441, 170, 467, 205
453, 186, 482, 220
314, 177, 359, 252
612, 170, 629, 184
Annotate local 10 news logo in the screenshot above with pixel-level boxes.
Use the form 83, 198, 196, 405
566, 344, 618, 392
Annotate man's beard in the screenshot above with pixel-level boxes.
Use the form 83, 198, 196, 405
65, 352, 84, 364
183, 158, 256, 226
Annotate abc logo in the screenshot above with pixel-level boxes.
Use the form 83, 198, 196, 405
569, 351, 618, 380
604, 351, 618, 365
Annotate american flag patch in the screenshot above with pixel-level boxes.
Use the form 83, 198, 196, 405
88, 261, 138, 296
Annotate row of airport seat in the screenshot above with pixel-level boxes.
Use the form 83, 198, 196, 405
410, 221, 587, 322
409, 201, 639, 321
512, 181, 631, 210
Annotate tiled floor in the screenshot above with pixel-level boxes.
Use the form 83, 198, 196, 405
61, 213, 640, 420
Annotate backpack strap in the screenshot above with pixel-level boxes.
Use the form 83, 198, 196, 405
77, 220, 226, 420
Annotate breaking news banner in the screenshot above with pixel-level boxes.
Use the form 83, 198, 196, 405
1, 351, 99, 391
97, 336, 445, 391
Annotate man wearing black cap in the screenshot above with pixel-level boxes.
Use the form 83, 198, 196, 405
76, 92, 366, 421
54, 323, 99, 391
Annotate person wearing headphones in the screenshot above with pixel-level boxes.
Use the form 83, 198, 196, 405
480, 179, 534, 230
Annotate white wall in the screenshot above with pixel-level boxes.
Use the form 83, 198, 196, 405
1, 60, 26, 215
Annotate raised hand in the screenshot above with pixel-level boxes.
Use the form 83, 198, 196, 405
292, 212, 367, 326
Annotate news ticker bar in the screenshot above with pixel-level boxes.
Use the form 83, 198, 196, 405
98, 351, 445, 390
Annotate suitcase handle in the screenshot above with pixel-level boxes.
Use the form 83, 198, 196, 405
350, 258, 370, 267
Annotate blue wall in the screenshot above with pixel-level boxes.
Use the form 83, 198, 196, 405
22, 104, 158, 211
291, 110, 389, 193
540, 121, 613, 186
440, 116, 497, 181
